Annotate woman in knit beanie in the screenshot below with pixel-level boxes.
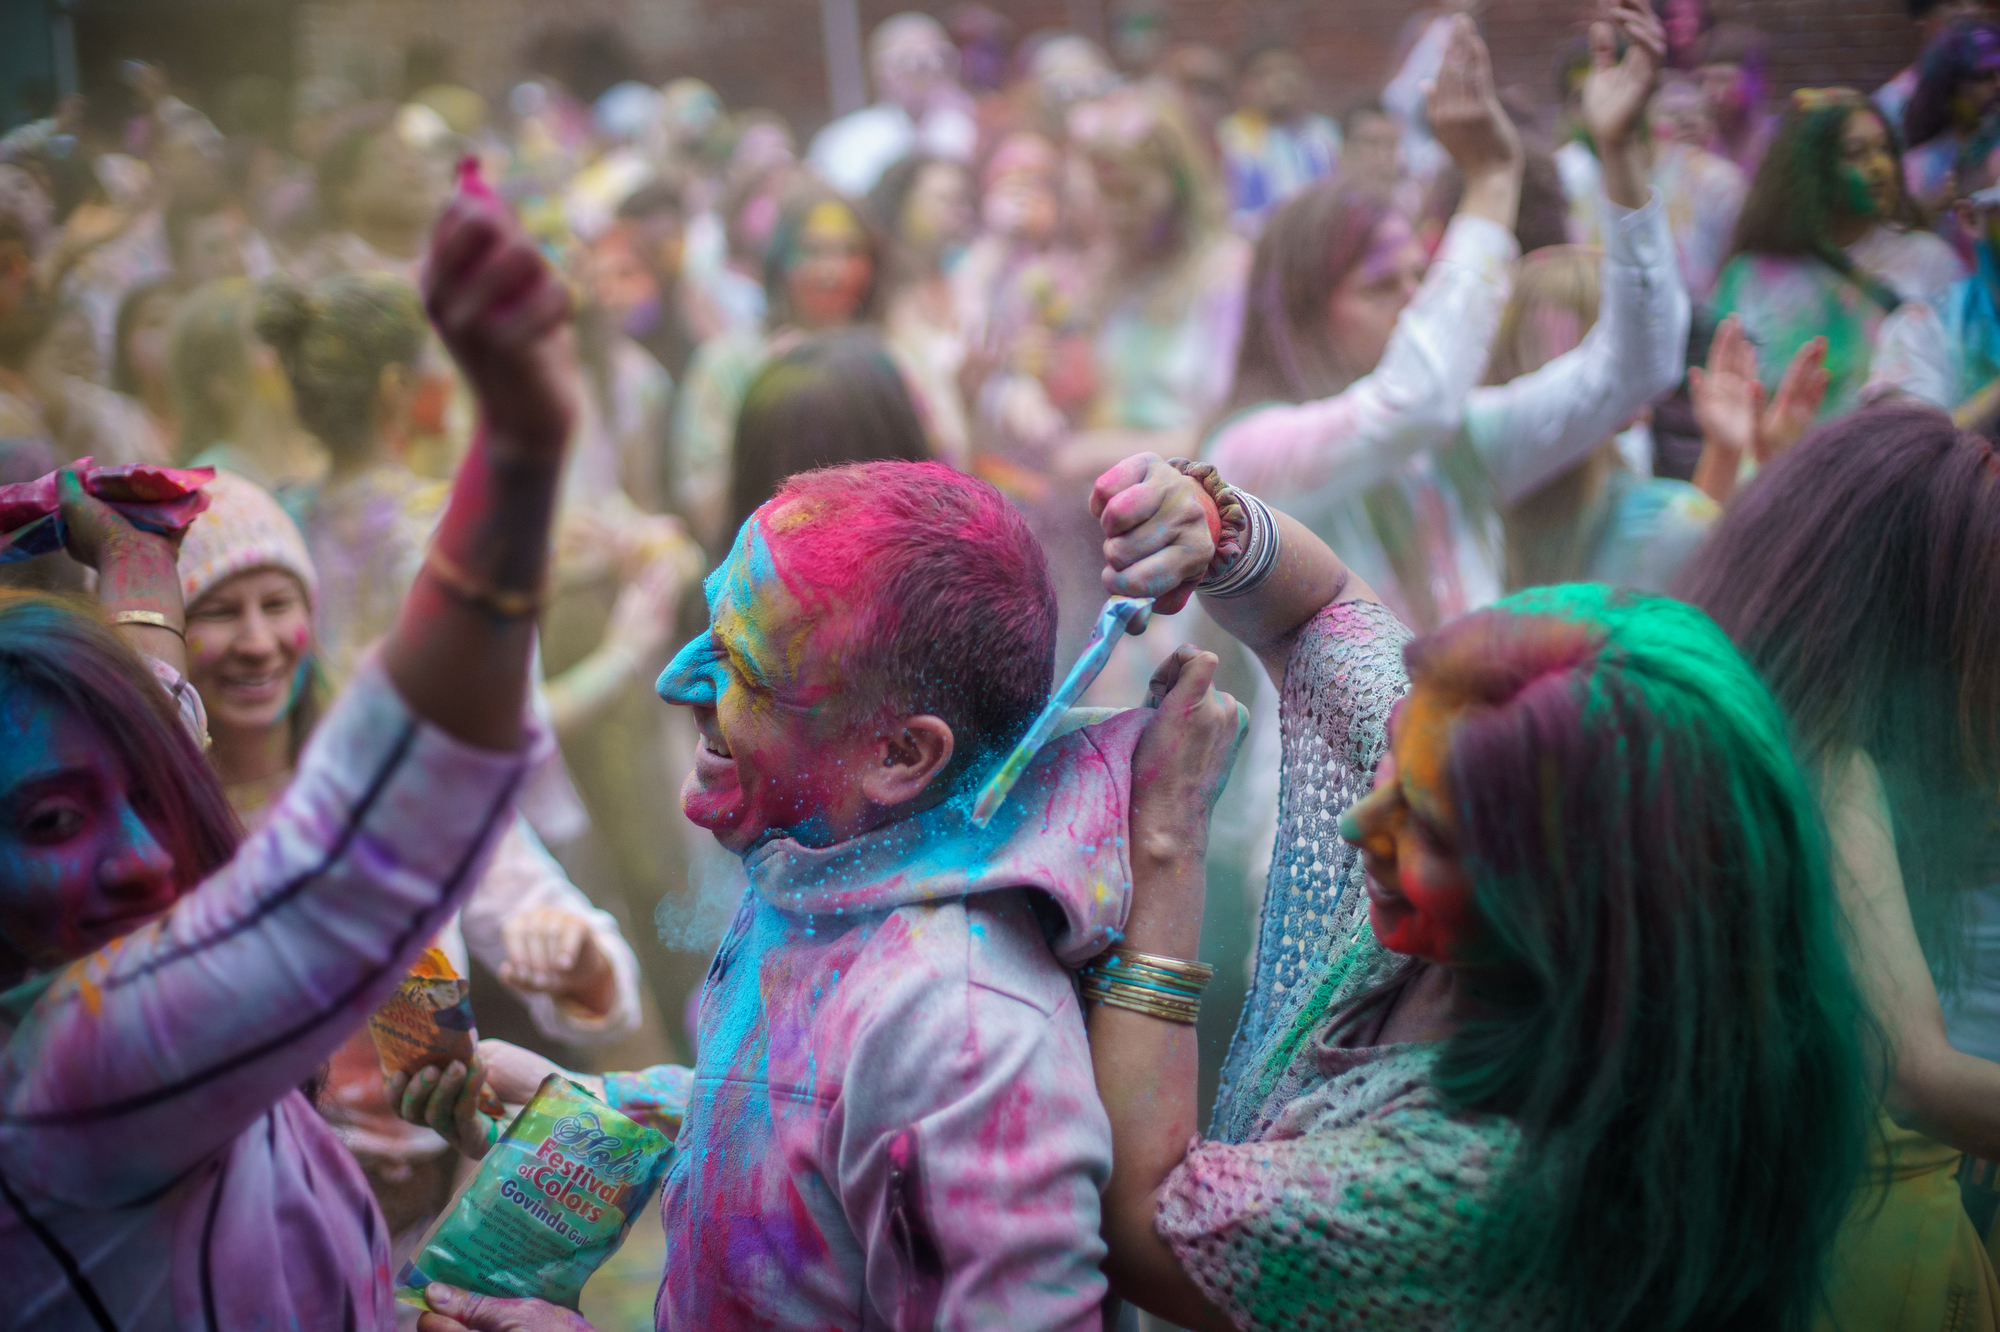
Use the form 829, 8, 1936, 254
178, 468, 325, 818
176, 468, 648, 1263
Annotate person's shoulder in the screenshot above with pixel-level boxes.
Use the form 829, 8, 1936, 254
1683, 143, 1747, 190
1200, 232, 1254, 286
1216, 111, 1261, 153
824, 887, 1070, 1027
1894, 226, 1969, 293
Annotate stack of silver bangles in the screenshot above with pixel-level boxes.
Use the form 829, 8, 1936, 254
1198, 489, 1281, 598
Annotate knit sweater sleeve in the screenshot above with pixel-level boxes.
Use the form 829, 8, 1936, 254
1210, 599, 1408, 1143
1157, 1057, 1523, 1332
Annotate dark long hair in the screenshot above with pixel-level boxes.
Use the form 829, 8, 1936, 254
759, 184, 883, 329
726, 330, 931, 543
0, 592, 241, 885
1678, 403, 2000, 982
1412, 586, 1876, 1332
1728, 91, 1915, 277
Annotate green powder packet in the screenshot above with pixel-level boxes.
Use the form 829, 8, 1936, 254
396, 1073, 674, 1311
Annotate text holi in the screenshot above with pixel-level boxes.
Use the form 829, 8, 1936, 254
511, 1131, 638, 1226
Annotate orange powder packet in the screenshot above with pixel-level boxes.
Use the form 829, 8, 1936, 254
369, 947, 479, 1078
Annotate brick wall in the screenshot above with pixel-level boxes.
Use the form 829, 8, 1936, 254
296, 0, 1921, 138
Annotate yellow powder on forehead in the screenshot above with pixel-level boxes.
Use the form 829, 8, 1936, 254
760, 495, 835, 539
1395, 681, 1469, 827
802, 200, 863, 245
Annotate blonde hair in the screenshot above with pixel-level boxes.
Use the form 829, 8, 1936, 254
1485, 244, 1601, 386
253, 273, 424, 457
1069, 84, 1222, 255
1491, 245, 1615, 591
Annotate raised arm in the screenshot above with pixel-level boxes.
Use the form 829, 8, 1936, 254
385, 168, 576, 749
1429, 16, 1523, 233
1094, 453, 1378, 685
1828, 751, 2000, 1159
1466, 0, 1687, 504
1203, 18, 1520, 505
0, 170, 578, 1203
1089, 647, 1246, 1331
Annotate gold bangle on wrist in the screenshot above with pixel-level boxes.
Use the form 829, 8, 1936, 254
1084, 980, 1201, 1025
109, 609, 186, 641
423, 545, 545, 619
1105, 947, 1216, 985
1079, 946, 1213, 1026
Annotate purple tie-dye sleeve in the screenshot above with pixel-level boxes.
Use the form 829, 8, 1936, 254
0, 658, 542, 1206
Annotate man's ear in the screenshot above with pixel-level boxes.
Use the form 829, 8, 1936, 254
863, 714, 955, 808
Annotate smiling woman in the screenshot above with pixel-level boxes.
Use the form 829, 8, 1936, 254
1086, 452, 1878, 1332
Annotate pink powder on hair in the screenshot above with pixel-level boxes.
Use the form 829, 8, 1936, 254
755, 460, 1057, 756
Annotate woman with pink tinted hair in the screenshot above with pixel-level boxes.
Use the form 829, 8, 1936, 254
0, 163, 577, 1328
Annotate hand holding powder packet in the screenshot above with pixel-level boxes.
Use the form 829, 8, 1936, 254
369, 947, 503, 1117
396, 1073, 676, 1311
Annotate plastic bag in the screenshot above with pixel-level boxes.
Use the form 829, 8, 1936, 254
397, 1073, 675, 1311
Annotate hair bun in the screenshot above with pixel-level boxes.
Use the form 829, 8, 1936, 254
252, 279, 315, 361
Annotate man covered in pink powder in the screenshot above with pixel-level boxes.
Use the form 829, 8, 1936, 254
406, 458, 1236, 1330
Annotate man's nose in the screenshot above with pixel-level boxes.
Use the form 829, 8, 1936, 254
657, 633, 722, 706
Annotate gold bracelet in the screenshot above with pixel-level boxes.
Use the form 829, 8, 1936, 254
1081, 974, 1201, 1025
423, 545, 545, 619
1106, 947, 1215, 985
109, 609, 186, 641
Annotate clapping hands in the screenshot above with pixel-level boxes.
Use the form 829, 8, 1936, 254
1690, 316, 1830, 503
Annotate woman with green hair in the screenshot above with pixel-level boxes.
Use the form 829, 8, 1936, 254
1078, 452, 1876, 1330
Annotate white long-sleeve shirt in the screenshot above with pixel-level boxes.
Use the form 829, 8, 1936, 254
442, 816, 642, 1043
1207, 193, 1689, 628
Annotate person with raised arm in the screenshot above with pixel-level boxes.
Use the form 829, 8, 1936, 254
1080, 451, 1876, 1330
0, 164, 576, 1329
1205, 2, 1687, 632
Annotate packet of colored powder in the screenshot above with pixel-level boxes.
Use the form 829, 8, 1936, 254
367, 947, 507, 1118
369, 946, 479, 1077
396, 1073, 675, 1311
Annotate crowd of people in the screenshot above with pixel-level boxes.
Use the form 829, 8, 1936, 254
2, 0, 2000, 1329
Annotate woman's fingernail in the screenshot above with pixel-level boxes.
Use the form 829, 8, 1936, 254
427, 1283, 455, 1309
